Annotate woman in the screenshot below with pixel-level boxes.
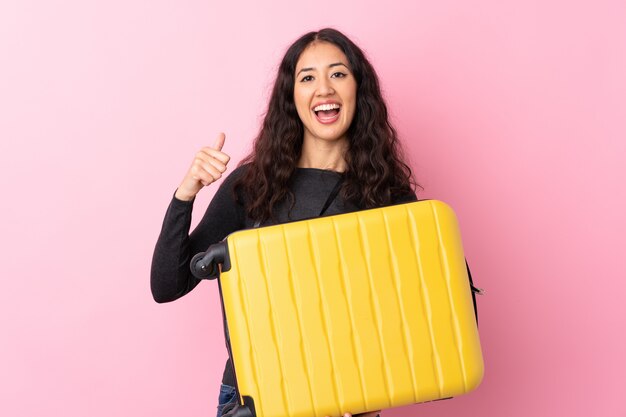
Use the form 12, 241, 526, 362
151, 28, 418, 417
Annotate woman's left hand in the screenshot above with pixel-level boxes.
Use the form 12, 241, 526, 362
325, 411, 381, 417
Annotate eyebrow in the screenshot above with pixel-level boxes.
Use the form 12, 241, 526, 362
296, 62, 349, 76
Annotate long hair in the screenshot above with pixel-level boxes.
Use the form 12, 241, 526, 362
235, 28, 418, 223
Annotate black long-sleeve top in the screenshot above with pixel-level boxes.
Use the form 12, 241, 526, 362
151, 164, 416, 386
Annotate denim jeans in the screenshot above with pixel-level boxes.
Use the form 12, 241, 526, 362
216, 384, 381, 417
216, 384, 238, 417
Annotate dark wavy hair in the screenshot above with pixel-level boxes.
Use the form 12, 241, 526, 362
235, 28, 418, 223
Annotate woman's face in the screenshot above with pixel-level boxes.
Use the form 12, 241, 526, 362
294, 41, 357, 146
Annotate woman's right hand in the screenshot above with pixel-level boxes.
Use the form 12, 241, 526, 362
175, 133, 230, 201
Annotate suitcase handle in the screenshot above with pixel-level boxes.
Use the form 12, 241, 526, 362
190, 242, 228, 279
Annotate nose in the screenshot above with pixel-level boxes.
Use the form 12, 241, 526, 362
316, 78, 335, 96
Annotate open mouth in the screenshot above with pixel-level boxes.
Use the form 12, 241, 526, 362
313, 103, 341, 124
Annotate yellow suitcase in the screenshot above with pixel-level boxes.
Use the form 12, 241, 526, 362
192, 200, 484, 417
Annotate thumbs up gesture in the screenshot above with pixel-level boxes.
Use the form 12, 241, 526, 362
175, 133, 231, 201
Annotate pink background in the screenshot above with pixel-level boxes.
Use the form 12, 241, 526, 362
1, 0, 625, 416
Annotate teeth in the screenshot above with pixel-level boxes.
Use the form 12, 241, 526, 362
313, 103, 340, 112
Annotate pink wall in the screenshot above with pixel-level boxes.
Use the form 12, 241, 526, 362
1, 0, 624, 416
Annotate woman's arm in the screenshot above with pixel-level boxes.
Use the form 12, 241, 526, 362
150, 134, 245, 303
150, 166, 246, 303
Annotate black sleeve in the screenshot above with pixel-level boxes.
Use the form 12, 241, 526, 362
392, 188, 418, 204
150, 166, 247, 303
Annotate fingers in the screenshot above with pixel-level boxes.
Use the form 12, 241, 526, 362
213, 132, 226, 151
193, 150, 228, 184
189, 134, 231, 186
194, 153, 227, 174
190, 159, 221, 186
197, 147, 230, 167
176, 133, 231, 200
202, 132, 229, 164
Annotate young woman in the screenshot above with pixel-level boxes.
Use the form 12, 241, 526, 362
151, 28, 418, 417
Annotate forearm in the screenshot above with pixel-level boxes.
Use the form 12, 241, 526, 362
150, 194, 201, 303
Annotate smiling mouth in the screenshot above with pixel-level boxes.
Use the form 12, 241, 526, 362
313, 103, 341, 124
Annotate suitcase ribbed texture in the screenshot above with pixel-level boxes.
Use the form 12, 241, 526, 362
219, 201, 483, 417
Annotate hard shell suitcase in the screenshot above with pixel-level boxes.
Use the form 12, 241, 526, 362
192, 200, 484, 417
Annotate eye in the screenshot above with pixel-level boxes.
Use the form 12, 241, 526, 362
300, 75, 314, 82
331, 72, 347, 78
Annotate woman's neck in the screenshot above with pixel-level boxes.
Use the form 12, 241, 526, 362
297, 137, 348, 172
